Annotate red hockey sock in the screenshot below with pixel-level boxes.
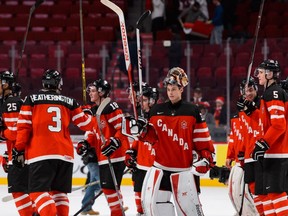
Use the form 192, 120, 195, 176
269, 192, 288, 216
135, 191, 144, 214
30, 191, 57, 216
50, 191, 69, 216
259, 195, 276, 216
248, 183, 264, 215
12, 192, 34, 216
102, 188, 124, 216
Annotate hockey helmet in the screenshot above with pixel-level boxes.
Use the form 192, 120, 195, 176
0, 70, 15, 87
240, 77, 258, 95
12, 82, 22, 96
88, 78, 111, 97
254, 59, 281, 79
127, 82, 149, 97
42, 69, 63, 90
163, 67, 189, 88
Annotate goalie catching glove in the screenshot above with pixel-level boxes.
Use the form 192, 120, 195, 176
125, 149, 137, 171
123, 116, 148, 136
252, 138, 269, 161
12, 148, 25, 168
101, 137, 121, 157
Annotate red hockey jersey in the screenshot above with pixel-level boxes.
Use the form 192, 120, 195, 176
142, 100, 214, 172
86, 101, 129, 165
15, 90, 95, 164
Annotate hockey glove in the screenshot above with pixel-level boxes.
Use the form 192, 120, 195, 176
76, 140, 90, 156
12, 148, 25, 168
125, 149, 137, 171
252, 139, 269, 161
192, 158, 210, 176
243, 99, 257, 116
2, 151, 8, 173
236, 96, 245, 111
237, 151, 245, 168
129, 116, 148, 136
199, 150, 214, 165
101, 137, 121, 157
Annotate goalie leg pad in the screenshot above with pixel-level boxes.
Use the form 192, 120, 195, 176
154, 202, 175, 216
228, 165, 244, 212
170, 171, 204, 216
141, 167, 163, 216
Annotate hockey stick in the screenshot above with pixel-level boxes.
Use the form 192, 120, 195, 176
71, 180, 100, 192
73, 168, 130, 216
246, 0, 265, 85
100, 0, 138, 119
16, 0, 44, 79
1, 180, 100, 203
79, 0, 87, 104
95, 97, 125, 215
136, 10, 151, 117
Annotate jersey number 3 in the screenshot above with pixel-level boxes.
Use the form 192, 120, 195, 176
47, 107, 62, 132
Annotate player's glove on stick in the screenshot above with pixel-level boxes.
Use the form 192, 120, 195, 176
252, 138, 269, 161
101, 137, 121, 157
243, 99, 257, 115
237, 151, 245, 168
12, 148, 25, 168
236, 96, 245, 111
2, 151, 8, 173
76, 140, 90, 156
125, 149, 137, 171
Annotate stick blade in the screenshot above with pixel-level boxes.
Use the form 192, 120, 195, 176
2, 195, 13, 202
136, 10, 151, 28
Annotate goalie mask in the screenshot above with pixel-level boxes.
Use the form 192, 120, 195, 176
254, 59, 281, 80
42, 69, 63, 91
163, 67, 189, 88
87, 79, 111, 97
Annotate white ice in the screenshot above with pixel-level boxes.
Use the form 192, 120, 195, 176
0, 185, 236, 216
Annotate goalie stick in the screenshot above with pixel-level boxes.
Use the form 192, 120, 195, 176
95, 97, 125, 215
100, 0, 138, 119
136, 10, 151, 117
16, 0, 44, 79
246, 0, 265, 85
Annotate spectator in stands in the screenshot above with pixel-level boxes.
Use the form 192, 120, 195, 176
117, 25, 138, 82
212, 96, 227, 127
207, 0, 224, 45
191, 87, 209, 105
151, 0, 166, 40
178, 1, 208, 26
198, 102, 215, 127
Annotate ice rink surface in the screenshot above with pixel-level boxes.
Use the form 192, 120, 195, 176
0, 185, 236, 216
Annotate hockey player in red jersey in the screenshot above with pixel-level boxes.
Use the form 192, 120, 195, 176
128, 67, 215, 215
227, 77, 260, 215
0, 71, 36, 216
77, 79, 129, 216
13, 69, 95, 216
252, 59, 288, 215
124, 84, 158, 215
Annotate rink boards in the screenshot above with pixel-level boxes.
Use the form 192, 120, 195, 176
0, 136, 228, 187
